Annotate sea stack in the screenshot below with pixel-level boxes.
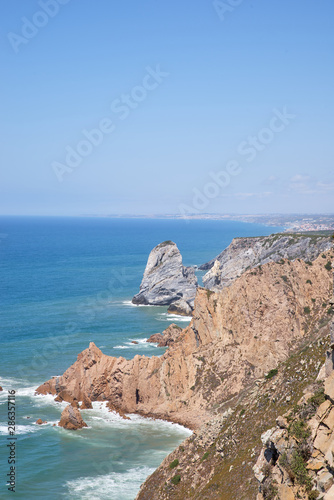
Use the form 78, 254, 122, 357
58, 404, 88, 430
132, 241, 197, 314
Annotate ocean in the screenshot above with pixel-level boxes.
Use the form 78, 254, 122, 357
0, 216, 283, 499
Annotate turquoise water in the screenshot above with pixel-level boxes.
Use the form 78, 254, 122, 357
0, 217, 283, 499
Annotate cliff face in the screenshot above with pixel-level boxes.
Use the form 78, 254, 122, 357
37, 251, 333, 430
132, 240, 198, 309
201, 233, 331, 289
254, 359, 334, 499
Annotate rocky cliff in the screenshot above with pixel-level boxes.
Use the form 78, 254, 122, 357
132, 241, 197, 314
37, 250, 333, 432
201, 233, 331, 290
253, 286, 334, 500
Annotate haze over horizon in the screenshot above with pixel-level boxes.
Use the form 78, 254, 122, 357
1, 1, 333, 216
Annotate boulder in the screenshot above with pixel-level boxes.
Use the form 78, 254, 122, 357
132, 241, 197, 306
146, 333, 165, 345
146, 324, 183, 347
58, 404, 88, 430
36, 419, 45, 425
131, 341, 139, 344
167, 299, 193, 316
0, 386, 3, 391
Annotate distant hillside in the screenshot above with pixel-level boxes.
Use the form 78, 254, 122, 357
200, 232, 332, 289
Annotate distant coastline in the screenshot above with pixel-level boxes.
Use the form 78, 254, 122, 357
83, 213, 334, 233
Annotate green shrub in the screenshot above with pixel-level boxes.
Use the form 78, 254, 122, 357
265, 369, 278, 379
308, 490, 320, 499
304, 306, 311, 314
261, 478, 278, 499
325, 261, 332, 271
281, 275, 288, 282
306, 279, 312, 284
289, 419, 311, 441
169, 459, 179, 469
290, 451, 312, 490
201, 451, 210, 461
171, 474, 181, 485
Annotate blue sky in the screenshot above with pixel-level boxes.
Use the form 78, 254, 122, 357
1, 0, 333, 215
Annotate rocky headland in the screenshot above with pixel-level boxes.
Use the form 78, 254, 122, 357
37, 250, 333, 428
201, 233, 332, 290
35, 236, 334, 498
132, 240, 197, 315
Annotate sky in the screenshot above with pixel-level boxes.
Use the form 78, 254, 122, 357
0, 0, 333, 216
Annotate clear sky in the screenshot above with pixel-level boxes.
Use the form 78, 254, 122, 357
1, 0, 333, 216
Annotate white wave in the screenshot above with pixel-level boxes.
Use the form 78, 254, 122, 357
0, 424, 39, 436
65, 466, 155, 500
113, 338, 160, 350
122, 300, 157, 308
128, 338, 148, 344
82, 402, 192, 436
0, 376, 32, 389
157, 313, 192, 322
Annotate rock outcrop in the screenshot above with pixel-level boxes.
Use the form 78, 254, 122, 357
253, 372, 334, 499
58, 404, 88, 430
132, 241, 197, 314
36, 418, 46, 425
167, 299, 193, 316
201, 233, 331, 289
37, 250, 333, 430
80, 395, 93, 409
146, 324, 183, 347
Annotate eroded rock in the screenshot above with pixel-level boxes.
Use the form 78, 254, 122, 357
58, 404, 88, 430
132, 241, 197, 311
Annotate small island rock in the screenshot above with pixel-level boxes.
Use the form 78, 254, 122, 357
58, 404, 88, 430
132, 241, 197, 311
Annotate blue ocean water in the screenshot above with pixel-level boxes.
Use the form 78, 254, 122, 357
0, 217, 283, 499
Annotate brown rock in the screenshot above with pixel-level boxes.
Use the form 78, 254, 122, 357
52, 390, 75, 404
58, 404, 88, 430
324, 484, 334, 499
36, 419, 43, 425
277, 485, 296, 500
36, 252, 333, 429
80, 395, 93, 410
107, 401, 130, 420
146, 333, 165, 345
307, 461, 324, 471
146, 324, 182, 347
317, 470, 334, 492
0, 386, 3, 391
325, 372, 334, 400
131, 341, 139, 344
276, 415, 288, 429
